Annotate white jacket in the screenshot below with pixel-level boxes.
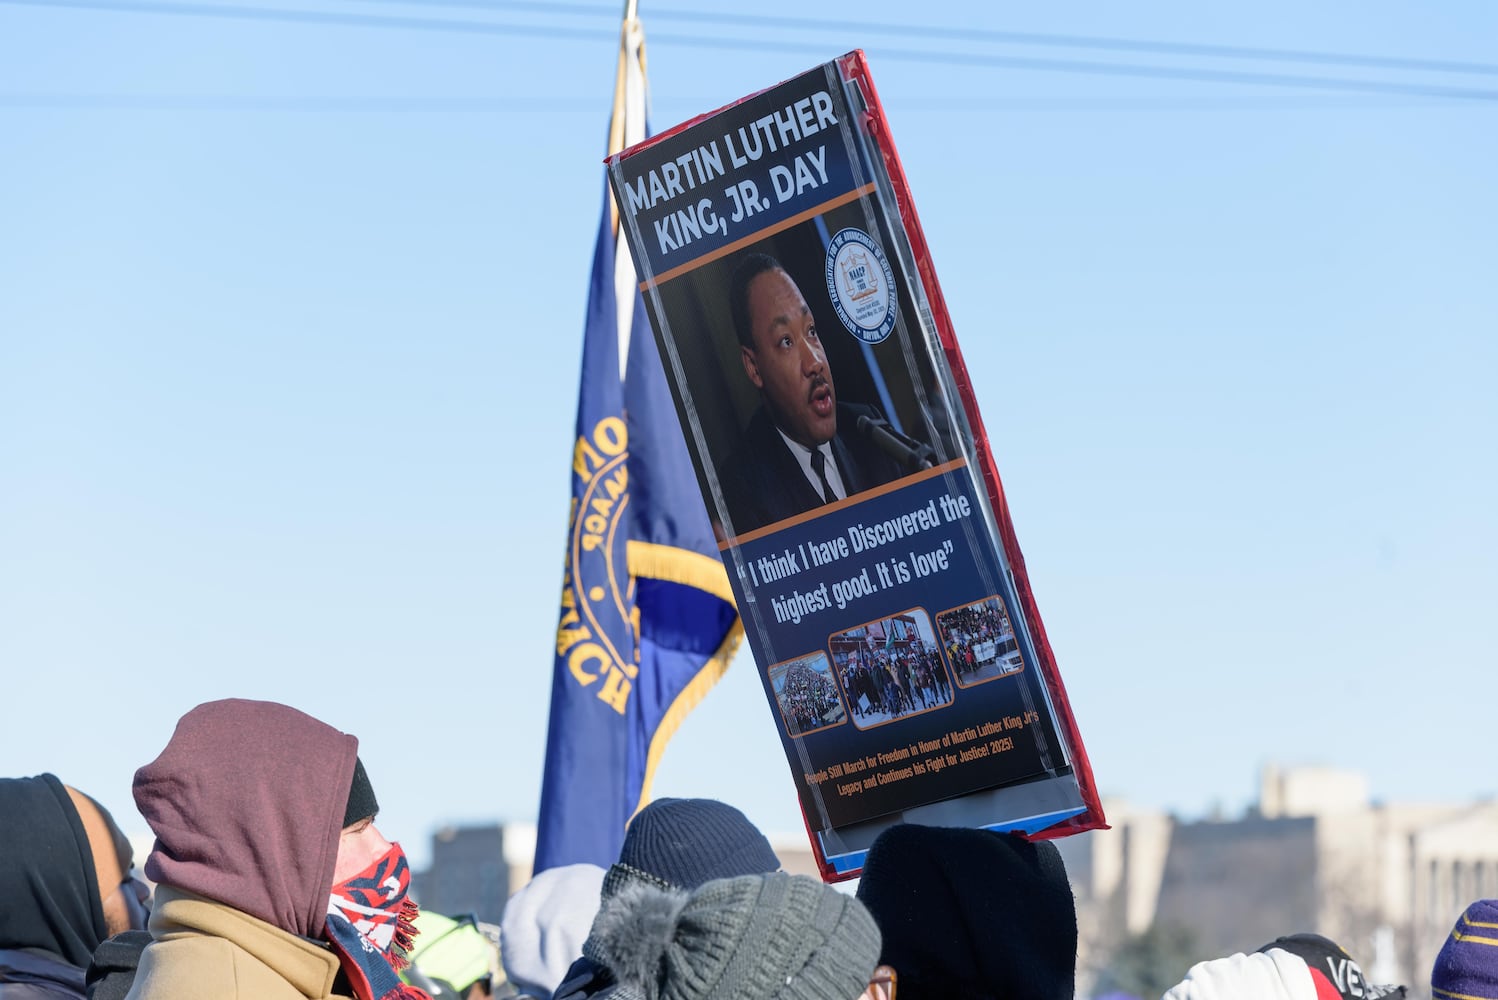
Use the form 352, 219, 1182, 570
1163, 949, 1322, 1000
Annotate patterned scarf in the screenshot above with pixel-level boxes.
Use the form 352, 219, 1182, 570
325, 842, 429, 1000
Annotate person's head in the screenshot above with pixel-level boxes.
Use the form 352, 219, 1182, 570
583, 872, 882, 1000
406, 910, 501, 1000
0, 774, 146, 969
66, 786, 149, 937
1164, 950, 1335, 1000
335, 755, 391, 883
1256, 933, 1403, 1000
1164, 941, 1407, 1000
134, 698, 381, 938
501, 863, 605, 1000
1433, 900, 1498, 1000
856, 824, 1077, 1000
601, 797, 781, 901
136, 699, 420, 992
729, 253, 837, 449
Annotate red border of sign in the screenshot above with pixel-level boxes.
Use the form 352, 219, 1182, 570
836, 50, 1106, 850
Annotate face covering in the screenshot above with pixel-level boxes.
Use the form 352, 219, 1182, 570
325, 843, 428, 1000
118, 874, 152, 932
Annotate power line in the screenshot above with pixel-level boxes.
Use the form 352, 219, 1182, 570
0, 93, 603, 110
884, 95, 1457, 113
0, 93, 1457, 113
5, 0, 1498, 103
659, 6, 1498, 79
342, 0, 1498, 79
645, 31, 1498, 103
0, 0, 615, 40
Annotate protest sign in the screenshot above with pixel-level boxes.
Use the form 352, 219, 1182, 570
608, 51, 1104, 879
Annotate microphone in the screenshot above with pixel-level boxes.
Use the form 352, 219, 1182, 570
856, 414, 937, 472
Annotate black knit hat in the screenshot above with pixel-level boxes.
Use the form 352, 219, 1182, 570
856, 824, 1077, 1000
601, 798, 780, 900
343, 757, 379, 828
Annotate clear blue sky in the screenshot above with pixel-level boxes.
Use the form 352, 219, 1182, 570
3, 0, 1494, 868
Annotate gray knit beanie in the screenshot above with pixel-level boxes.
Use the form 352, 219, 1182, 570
583, 872, 880, 1000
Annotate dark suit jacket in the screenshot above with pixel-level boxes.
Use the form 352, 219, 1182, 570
717, 401, 907, 536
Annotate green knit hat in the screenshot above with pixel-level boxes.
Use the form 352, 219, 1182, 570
403, 911, 494, 995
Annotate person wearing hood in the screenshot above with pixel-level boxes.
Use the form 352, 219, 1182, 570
125, 698, 428, 1000
855, 823, 1078, 1000
0, 775, 149, 1000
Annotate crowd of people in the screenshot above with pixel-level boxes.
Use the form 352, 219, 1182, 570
4, 697, 1492, 1000
837, 643, 952, 725
775, 660, 847, 736
938, 600, 1020, 683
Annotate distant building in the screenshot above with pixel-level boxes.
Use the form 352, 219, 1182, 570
415, 773, 1497, 999
413, 823, 533, 926
1059, 765, 1498, 1000
413, 820, 822, 927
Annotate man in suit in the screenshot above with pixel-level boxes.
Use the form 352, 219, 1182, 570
717, 252, 906, 535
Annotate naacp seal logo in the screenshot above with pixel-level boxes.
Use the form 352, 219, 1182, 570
824, 227, 897, 344
555, 415, 639, 715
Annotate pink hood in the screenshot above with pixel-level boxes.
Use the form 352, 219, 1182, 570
134, 698, 359, 939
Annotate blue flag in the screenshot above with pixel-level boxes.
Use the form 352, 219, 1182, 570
534, 9, 742, 874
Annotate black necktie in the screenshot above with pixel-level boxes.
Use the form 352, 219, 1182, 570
810, 448, 837, 504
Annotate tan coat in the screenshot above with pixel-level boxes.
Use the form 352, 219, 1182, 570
126, 887, 353, 1000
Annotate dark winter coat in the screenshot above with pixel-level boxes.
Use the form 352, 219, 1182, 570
549, 956, 610, 1000
0, 949, 88, 1000
0, 775, 111, 999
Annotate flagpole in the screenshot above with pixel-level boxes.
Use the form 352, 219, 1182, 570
535, 0, 740, 875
